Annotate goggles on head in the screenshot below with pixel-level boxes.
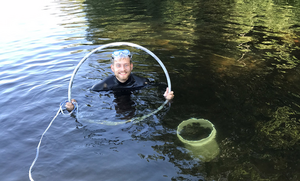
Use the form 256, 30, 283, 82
112, 49, 132, 60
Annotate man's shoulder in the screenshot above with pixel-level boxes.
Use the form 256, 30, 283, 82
91, 74, 151, 92
91, 75, 115, 92
131, 74, 151, 88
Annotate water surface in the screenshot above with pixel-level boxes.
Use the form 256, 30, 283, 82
1, 0, 300, 180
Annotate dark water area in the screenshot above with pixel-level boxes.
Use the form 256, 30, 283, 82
1, 0, 300, 180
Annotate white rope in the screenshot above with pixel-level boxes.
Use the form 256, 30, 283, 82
29, 101, 77, 181
29, 108, 60, 181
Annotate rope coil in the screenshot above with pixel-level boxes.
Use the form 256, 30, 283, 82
59, 101, 78, 115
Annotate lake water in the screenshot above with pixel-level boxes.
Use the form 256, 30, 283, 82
1, 0, 300, 180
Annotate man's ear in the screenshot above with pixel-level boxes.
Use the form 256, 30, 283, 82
130, 63, 133, 71
111, 64, 115, 72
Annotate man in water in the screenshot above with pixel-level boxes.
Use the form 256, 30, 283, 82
66, 49, 174, 111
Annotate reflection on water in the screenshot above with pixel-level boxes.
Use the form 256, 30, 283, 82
1, 0, 300, 180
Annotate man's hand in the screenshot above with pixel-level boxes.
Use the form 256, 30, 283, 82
65, 99, 77, 112
164, 87, 174, 100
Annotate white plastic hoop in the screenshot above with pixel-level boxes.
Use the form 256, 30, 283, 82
68, 42, 171, 101
68, 42, 172, 125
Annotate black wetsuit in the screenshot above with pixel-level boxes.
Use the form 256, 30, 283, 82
91, 74, 150, 92
91, 74, 150, 119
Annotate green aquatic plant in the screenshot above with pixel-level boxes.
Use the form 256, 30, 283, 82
214, 106, 300, 180
228, 162, 280, 181
258, 106, 300, 149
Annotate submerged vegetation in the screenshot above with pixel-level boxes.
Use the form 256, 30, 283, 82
258, 106, 300, 149
68, 0, 300, 180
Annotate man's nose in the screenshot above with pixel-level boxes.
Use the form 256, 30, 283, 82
121, 65, 127, 70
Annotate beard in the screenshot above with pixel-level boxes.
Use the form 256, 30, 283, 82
116, 71, 130, 83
